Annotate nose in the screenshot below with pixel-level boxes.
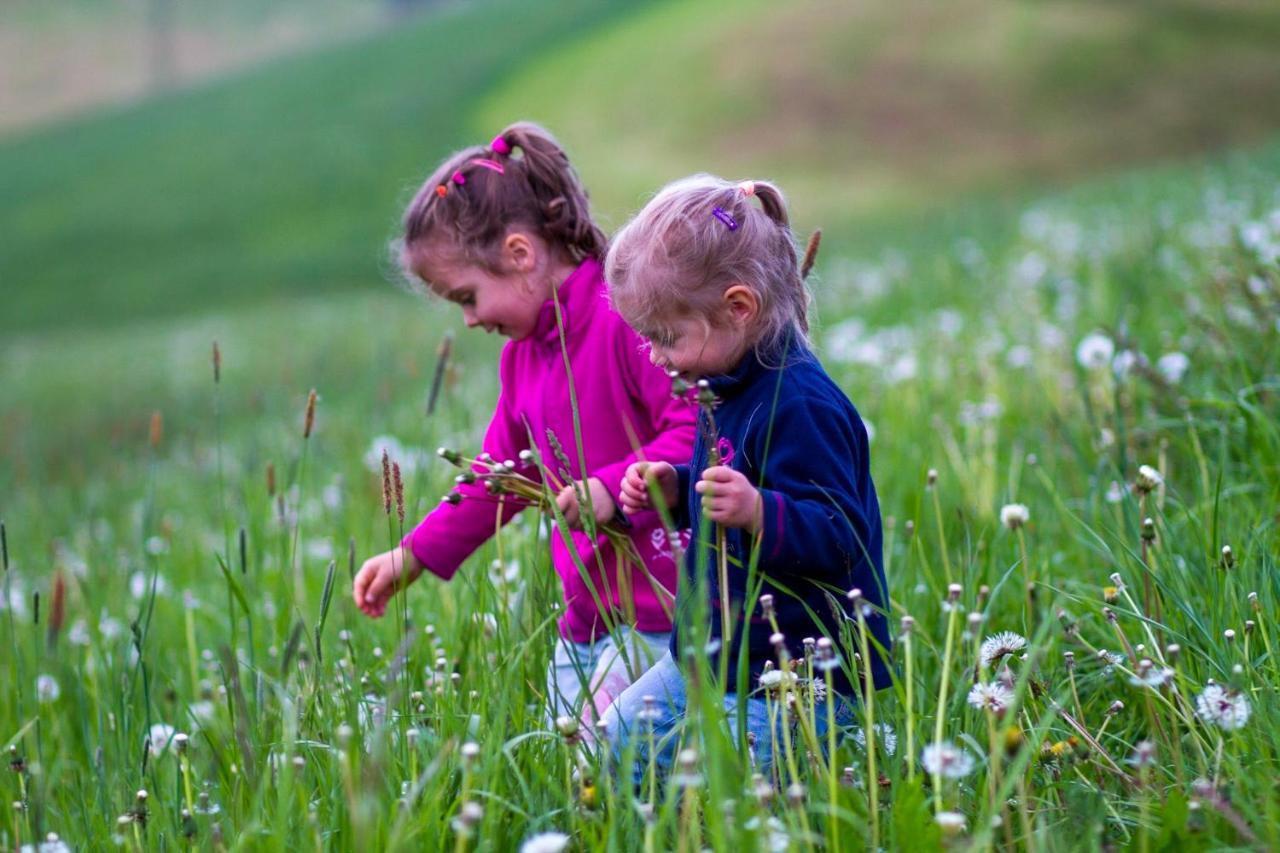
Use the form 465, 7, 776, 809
649, 348, 663, 367
462, 308, 480, 329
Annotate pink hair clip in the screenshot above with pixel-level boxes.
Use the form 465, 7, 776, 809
469, 158, 505, 175
451, 171, 466, 185
490, 134, 511, 155
738, 181, 756, 197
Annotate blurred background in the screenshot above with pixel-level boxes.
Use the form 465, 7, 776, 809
2, 0, 1280, 487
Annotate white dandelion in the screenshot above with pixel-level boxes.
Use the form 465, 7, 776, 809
852, 723, 898, 756
921, 741, 976, 779
979, 632, 1027, 669
999, 504, 1030, 530
36, 674, 60, 704
1195, 684, 1250, 731
1135, 465, 1163, 494
967, 681, 1015, 715
757, 669, 799, 694
519, 831, 570, 853
1128, 661, 1175, 689
147, 723, 178, 757
1156, 352, 1189, 384
935, 811, 967, 836
1075, 333, 1115, 369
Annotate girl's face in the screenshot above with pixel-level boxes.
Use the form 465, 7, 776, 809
638, 284, 761, 379
411, 235, 563, 341
639, 313, 749, 379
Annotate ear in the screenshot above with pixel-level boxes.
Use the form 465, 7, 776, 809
500, 232, 538, 276
722, 284, 759, 328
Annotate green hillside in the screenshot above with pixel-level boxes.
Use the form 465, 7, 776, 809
4, 0, 1280, 334
0, 0, 637, 333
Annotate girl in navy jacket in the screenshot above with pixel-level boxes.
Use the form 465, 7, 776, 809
602, 174, 891, 777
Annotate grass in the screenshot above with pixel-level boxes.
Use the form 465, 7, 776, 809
2, 129, 1279, 848
3, 0, 1280, 847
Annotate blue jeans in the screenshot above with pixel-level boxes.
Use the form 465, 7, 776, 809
599, 652, 856, 783
546, 627, 672, 723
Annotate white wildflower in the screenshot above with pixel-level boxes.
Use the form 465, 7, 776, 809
743, 816, 790, 852
979, 632, 1027, 669
1135, 465, 1163, 494
1195, 684, 1250, 731
852, 723, 897, 756
999, 503, 1029, 530
519, 833, 570, 853
1156, 352, 1189, 384
148, 723, 177, 757
757, 670, 799, 694
921, 741, 976, 779
68, 619, 91, 647
19, 832, 71, 853
1128, 663, 1175, 689
935, 811, 967, 836
1075, 333, 1114, 369
36, 674, 60, 704
1127, 740, 1157, 768
967, 681, 1015, 715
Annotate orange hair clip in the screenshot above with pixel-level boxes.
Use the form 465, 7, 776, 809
435, 185, 448, 198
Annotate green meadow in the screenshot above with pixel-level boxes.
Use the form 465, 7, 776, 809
2, 0, 1279, 849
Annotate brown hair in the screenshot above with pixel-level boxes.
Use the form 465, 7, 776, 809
399, 122, 606, 278
605, 174, 810, 358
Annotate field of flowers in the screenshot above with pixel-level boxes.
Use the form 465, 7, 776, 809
2, 141, 1279, 850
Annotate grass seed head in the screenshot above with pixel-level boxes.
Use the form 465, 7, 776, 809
303, 389, 317, 439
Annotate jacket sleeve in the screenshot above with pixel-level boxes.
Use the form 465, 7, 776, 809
750, 397, 877, 585
590, 327, 698, 505
402, 349, 531, 579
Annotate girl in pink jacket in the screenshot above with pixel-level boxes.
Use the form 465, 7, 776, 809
352, 122, 695, 722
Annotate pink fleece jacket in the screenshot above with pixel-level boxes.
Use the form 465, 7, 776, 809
403, 258, 696, 642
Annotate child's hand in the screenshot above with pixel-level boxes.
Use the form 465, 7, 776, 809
352, 548, 424, 618
621, 461, 679, 515
697, 466, 763, 533
555, 477, 616, 529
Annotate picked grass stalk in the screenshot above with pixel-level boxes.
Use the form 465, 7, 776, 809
932, 583, 962, 813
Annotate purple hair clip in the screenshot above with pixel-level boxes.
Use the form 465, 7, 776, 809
451, 171, 466, 186
712, 206, 739, 231
469, 158, 505, 175
490, 134, 511, 156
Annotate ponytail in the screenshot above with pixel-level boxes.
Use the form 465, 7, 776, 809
607, 173, 813, 361
401, 121, 606, 276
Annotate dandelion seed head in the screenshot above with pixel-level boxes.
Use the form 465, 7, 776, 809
935, 811, 967, 836
1135, 465, 1163, 494
979, 632, 1027, 668
1196, 684, 1250, 730
35, 674, 60, 704
921, 741, 975, 778
968, 681, 1014, 714
519, 832, 570, 853
999, 503, 1029, 530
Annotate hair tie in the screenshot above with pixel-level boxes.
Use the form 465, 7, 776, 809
490, 134, 511, 156
469, 158, 505, 175
451, 171, 466, 185
738, 181, 756, 198
435, 185, 448, 198
711, 206, 739, 231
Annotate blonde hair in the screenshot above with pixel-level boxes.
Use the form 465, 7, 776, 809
605, 174, 809, 357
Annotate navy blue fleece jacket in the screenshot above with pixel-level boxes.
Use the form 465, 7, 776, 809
669, 344, 892, 695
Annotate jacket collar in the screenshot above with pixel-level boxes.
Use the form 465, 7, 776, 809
530, 257, 603, 347
703, 335, 810, 401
